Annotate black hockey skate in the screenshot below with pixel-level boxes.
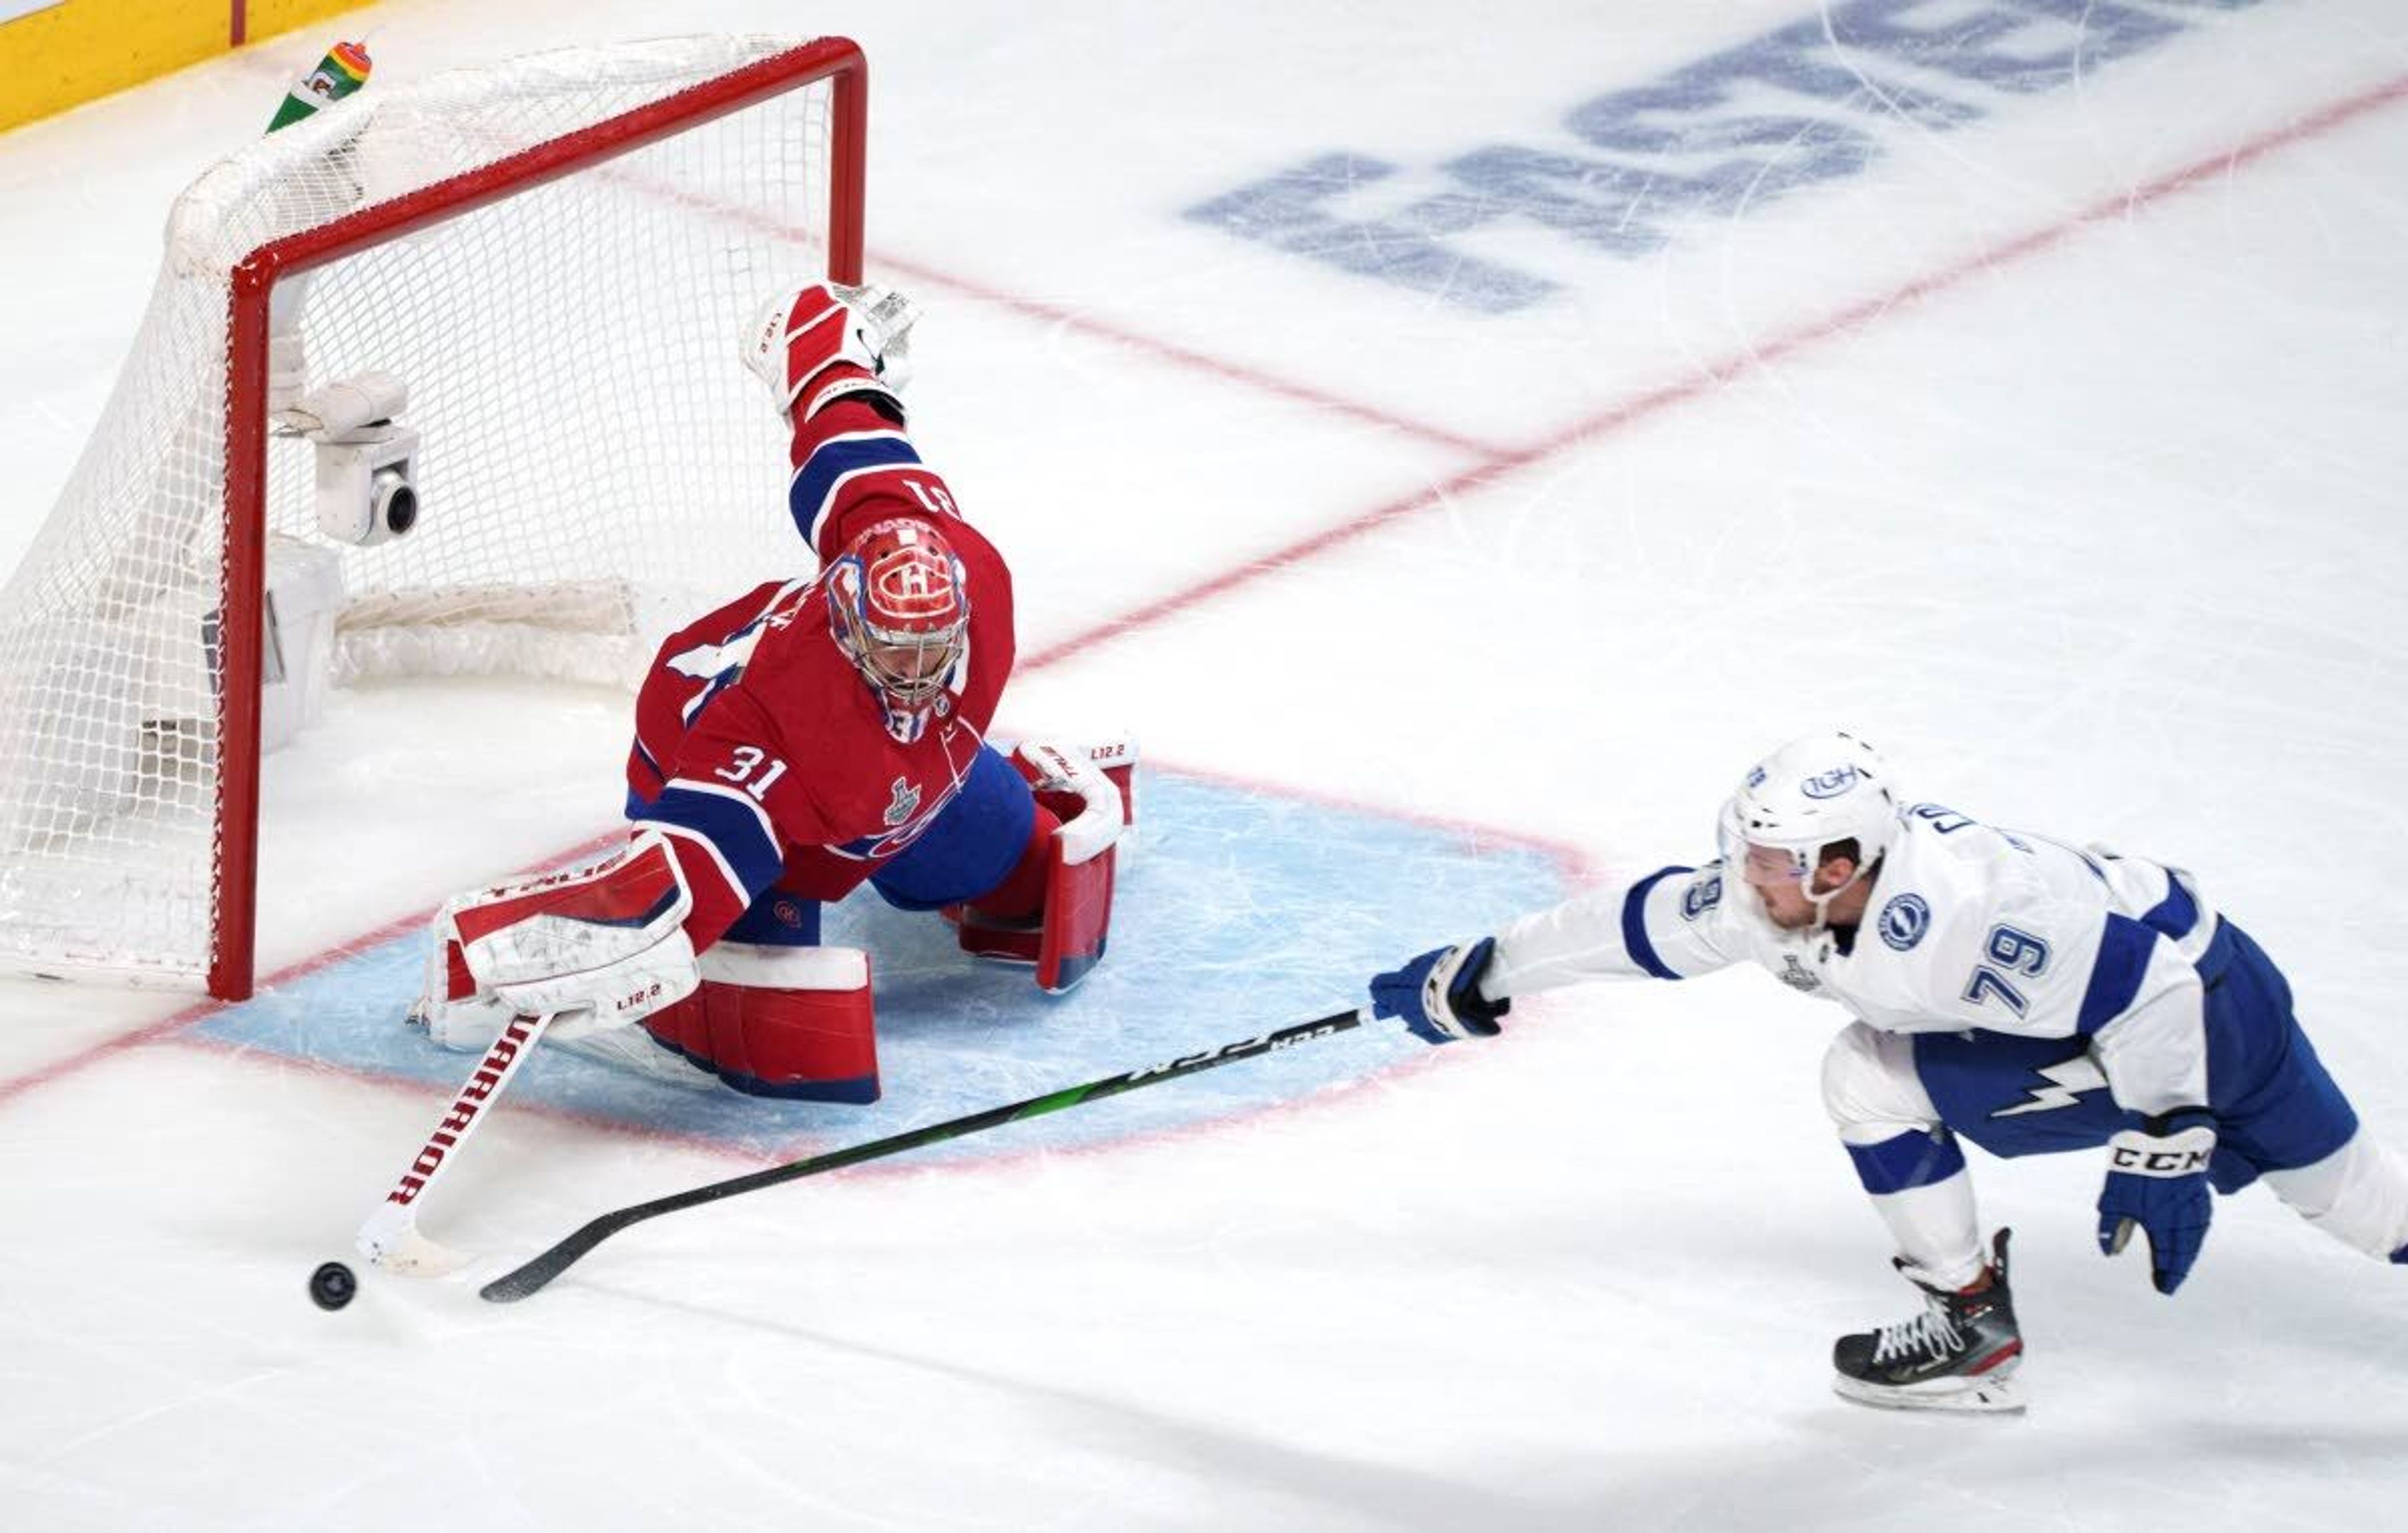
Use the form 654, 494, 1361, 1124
1832, 1228, 2025, 1413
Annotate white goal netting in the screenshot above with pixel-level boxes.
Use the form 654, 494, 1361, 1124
0, 35, 854, 991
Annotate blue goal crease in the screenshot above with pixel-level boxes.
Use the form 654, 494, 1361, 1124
194, 772, 1570, 1164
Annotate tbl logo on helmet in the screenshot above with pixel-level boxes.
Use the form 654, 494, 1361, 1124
1878, 893, 1931, 952
1801, 765, 1860, 799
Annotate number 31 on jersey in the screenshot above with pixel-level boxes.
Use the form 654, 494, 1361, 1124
716, 745, 788, 803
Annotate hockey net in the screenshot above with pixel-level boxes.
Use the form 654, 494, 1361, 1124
0, 35, 865, 997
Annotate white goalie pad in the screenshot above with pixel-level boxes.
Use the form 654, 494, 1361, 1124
1015, 740, 1125, 867
700, 940, 869, 991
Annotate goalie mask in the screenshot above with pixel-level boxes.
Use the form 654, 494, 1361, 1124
825, 518, 969, 730
1717, 730, 1898, 927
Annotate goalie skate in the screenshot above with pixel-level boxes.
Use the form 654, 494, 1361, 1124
1832, 1229, 2027, 1414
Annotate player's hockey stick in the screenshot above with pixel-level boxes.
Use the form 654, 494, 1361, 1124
480, 1004, 1371, 1302
357, 1009, 561, 1277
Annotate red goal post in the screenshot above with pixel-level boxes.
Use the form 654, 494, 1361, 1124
0, 36, 868, 999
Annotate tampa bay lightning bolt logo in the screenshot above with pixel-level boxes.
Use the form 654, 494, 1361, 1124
1878, 893, 1931, 952
1681, 872, 1723, 920
1800, 765, 1860, 799
1992, 1055, 2108, 1117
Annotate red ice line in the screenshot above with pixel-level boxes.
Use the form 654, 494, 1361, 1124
865, 251, 1499, 458
1018, 68, 2408, 674
1, 71, 2400, 1112
0, 826, 621, 1115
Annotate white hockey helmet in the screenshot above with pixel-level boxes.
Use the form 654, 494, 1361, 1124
1718, 731, 1899, 907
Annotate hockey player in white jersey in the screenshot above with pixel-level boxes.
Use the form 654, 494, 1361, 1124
1370, 732, 2408, 1413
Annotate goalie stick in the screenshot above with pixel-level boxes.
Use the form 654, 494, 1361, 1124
356, 1009, 561, 1276
480, 1004, 1371, 1302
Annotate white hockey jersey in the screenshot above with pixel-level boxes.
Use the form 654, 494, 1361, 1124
1482, 804, 2221, 1115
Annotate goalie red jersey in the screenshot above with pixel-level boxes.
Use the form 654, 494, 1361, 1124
624, 413, 1016, 947
413, 282, 1129, 1107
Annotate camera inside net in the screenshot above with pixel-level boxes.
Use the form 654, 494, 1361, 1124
314, 429, 421, 545
275, 371, 423, 546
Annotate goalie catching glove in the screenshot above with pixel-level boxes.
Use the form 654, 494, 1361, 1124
742, 279, 921, 425
411, 831, 701, 1046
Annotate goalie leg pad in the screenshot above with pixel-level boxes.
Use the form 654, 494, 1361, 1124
948, 801, 1058, 966
640, 943, 880, 1103
1085, 734, 1139, 861
946, 737, 1134, 993
1035, 839, 1114, 994
956, 802, 1059, 925
948, 839, 1118, 993
1012, 739, 1130, 866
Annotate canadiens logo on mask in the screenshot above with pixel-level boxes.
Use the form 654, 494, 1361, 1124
826, 519, 971, 742
866, 543, 957, 618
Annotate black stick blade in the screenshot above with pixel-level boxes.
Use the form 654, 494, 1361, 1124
480, 1218, 621, 1302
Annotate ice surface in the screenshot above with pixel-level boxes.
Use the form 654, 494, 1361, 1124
3, 1, 2407, 1527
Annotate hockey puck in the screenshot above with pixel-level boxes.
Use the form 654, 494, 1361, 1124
309, 1260, 358, 1312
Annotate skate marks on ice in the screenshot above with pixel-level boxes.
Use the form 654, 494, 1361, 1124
185, 771, 1570, 1163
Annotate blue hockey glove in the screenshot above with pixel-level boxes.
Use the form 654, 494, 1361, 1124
2096, 1107, 2217, 1295
1370, 938, 1509, 1045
